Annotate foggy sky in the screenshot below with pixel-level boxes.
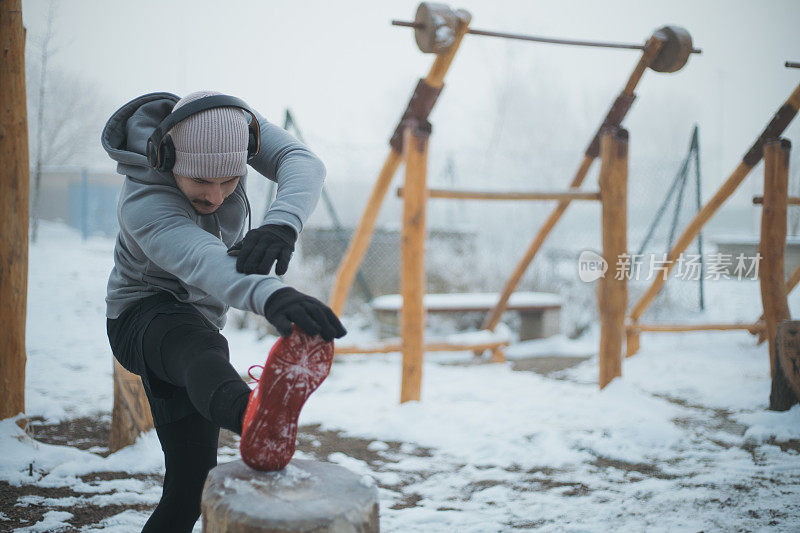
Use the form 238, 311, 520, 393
20, 0, 800, 208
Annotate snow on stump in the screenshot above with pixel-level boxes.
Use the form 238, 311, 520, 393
201, 458, 379, 533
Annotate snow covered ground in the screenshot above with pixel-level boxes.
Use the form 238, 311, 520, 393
2, 221, 800, 532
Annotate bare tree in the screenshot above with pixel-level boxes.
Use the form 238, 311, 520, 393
28, 0, 57, 242
27, 1, 108, 241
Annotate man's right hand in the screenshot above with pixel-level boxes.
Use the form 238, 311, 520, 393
264, 288, 346, 342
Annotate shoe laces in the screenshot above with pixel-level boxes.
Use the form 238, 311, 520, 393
246, 364, 263, 386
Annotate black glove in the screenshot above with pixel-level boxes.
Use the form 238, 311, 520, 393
230, 224, 297, 275
264, 287, 347, 342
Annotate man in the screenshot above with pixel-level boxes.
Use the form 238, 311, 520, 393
101, 90, 346, 532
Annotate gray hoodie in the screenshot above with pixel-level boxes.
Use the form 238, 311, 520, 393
101, 92, 325, 329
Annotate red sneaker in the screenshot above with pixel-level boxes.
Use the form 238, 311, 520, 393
239, 325, 334, 471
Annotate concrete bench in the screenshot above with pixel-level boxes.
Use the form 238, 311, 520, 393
202, 459, 379, 532
370, 292, 562, 341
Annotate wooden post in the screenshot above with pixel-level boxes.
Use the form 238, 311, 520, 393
760, 139, 791, 374
598, 128, 628, 389
0, 0, 30, 422
108, 361, 154, 452
329, 10, 472, 315
400, 122, 430, 403
774, 321, 800, 410
760, 139, 795, 409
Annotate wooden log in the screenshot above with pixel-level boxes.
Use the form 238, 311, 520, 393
481, 36, 666, 334
201, 459, 379, 533
328, 11, 471, 315
598, 128, 628, 389
0, 0, 30, 422
628, 82, 800, 343
397, 187, 601, 201
752, 195, 800, 205
760, 139, 797, 410
626, 322, 764, 333
760, 139, 792, 375
108, 360, 154, 452
334, 340, 509, 355
774, 321, 800, 409
400, 123, 429, 404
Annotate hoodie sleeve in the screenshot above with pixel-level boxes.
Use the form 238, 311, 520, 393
247, 110, 326, 235
121, 189, 288, 316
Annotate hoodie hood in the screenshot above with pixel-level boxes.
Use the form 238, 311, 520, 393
101, 92, 179, 186
103, 90, 327, 330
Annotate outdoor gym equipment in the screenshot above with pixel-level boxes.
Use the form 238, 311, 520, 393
625, 83, 800, 355
330, 2, 698, 400
395, 2, 700, 73
479, 19, 696, 335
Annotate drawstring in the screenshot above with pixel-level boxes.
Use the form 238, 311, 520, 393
211, 185, 251, 246
246, 364, 263, 386
213, 212, 223, 241
244, 188, 252, 232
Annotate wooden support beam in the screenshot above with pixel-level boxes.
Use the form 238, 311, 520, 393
397, 187, 601, 201
335, 340, 509, 355
481, 35, 666, 334
626, 322, 764, 333
598, 128, 628, 389
400, 123, 430, 403
627, 83, 800, 349
0, 0, 30, 422
753, 195, 800, 205
328, 10, 471, 315
755, 253, 800, 345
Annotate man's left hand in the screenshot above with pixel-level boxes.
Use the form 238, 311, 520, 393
233, 224, 297, 275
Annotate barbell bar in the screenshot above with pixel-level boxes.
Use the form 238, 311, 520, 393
394, 2, 700, 73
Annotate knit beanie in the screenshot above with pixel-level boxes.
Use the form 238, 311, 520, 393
169, 90, 249, 179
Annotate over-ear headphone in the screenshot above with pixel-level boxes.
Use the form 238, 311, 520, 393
146, 94, 261, 172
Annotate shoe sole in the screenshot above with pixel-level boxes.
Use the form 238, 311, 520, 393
240, 328, 333, 471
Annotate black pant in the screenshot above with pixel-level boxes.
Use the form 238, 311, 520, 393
142, 413, 219, 533
107, 293, 252, 532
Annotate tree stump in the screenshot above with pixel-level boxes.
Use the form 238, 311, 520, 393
773, 320, 800, 410
108, 360, 154, 452
201, 459, 380, 533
